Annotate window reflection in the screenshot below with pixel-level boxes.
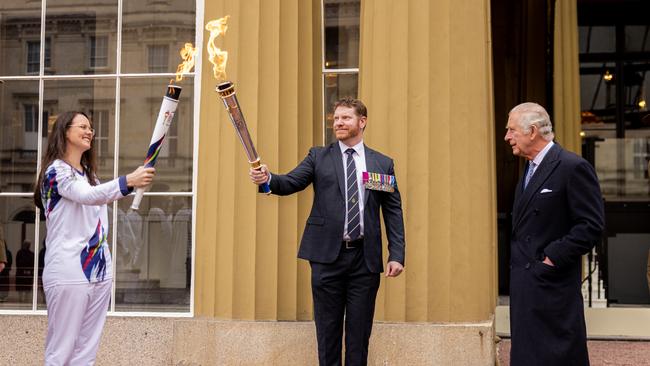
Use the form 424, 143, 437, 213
118, 77, 194, 192
90, 109, 110, 159
324, 73, 358, 145
0, 197, 37, 310
148, 45, 169, 73
0, 80, 40, 192
26, 39, 52, 74
121, 1, 196, 74
579, 4, 650, 308
90, 36, 109, 69
45, 0, 118, 75
43, 79, 116, 180
579, 26, 616, 54
323, 0, 360, 69
1, 0, 196, 313
625, 25, 650, 52
114, 196, 191, 312
0, 1, 41, 76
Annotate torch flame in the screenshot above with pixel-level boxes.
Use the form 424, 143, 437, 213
205, 15, 230, 80
175, 43, 197, 82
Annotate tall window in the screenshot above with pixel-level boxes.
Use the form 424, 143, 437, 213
148, 45, 169, 73
90, 109, 110, 158
26, 38, 51, 73
322, 0, 360, 145
26, 41, 40, 73
578, 2, 650, 308
24, 104, 38, 133
90, 36, 108, 68
0, 0, 199, 315
23, 104, 47, 152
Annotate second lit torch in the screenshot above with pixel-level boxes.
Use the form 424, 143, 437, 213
130, 84, 182, 210
216, 81, 271, 194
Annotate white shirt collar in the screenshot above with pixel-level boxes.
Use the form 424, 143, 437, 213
531, 140, 554, 167
339, 140, 364, 156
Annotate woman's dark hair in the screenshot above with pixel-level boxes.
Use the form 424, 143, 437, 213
33, 111, 98, 210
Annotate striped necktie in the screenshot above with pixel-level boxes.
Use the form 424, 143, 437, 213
345, 148, 361, 240
524, 161, 536, 189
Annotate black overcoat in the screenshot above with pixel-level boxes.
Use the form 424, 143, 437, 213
509, 144, 604, 366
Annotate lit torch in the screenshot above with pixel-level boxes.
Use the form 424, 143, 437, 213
207, 15, 271, 194
130, 43, 197, 210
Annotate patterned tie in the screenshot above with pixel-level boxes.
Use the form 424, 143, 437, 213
345, 148, 361, 240
524, 161, 536, 189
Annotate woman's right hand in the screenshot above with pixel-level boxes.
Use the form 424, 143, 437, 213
126, 166, 156, 188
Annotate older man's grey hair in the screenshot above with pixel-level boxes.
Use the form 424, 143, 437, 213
509, 102, 555, 142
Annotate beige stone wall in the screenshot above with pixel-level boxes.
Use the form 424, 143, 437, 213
358, 0, 497, 322
196, 0, 497, 324
0, 315, 495, 365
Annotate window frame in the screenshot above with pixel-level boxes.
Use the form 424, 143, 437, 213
320, 0, 360, 146
0, 0, 203, 317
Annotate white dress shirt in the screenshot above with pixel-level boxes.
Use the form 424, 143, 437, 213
529, 140, 555, 176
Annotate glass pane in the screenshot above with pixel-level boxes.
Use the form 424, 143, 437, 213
623, 61, 650, 133
587, 138, 650, 308
114, 196, 191, 312
594, 138, 650, 199
594, 137, 650, 307
119, 77, 194, 192
323, 0, 360, 69
579, 26, 616, 54
37, 210, 46, 310
0, 196, 37, 310
147, 45, 170, 73
324, 73, 358, 145
0, 80, 40, 192
0, 1, 42, 76
625, 25, 650, 52
43, 79, 116, 180
121, 1, 197, 74
580, 71, 617, 138
604, 233, 650, 306
45, 0, 118, 75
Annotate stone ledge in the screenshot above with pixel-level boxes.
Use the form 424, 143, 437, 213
0, 315, 494, 365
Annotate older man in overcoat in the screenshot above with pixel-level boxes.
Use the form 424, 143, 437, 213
504, 102, 604, 366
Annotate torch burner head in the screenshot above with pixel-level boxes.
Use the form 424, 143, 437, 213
216, 81, 235, 98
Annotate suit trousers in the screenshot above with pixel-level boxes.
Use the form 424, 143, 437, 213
310, 245, 380, 366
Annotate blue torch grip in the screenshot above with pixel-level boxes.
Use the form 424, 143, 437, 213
260, 182, 271, 194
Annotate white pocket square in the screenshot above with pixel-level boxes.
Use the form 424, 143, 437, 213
540, 188, 553, 194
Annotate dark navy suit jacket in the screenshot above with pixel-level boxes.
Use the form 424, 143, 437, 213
266, 142, 405, 273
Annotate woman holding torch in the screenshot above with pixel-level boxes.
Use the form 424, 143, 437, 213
33, 111, 155, 365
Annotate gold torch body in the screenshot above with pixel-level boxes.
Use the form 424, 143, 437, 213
216, 81, 271, 194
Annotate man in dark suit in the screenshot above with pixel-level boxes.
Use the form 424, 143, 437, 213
504, 102, 604, 366
250, 98, 405, 366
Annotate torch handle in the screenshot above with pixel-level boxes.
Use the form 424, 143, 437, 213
250, 159, 271, 195
131, 188, 146, 210
260, 182, 271, 194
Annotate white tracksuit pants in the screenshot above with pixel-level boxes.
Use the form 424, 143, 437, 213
44, 280, 112, 366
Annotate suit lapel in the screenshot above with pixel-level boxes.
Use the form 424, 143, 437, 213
513, 164, 526, 205
512, 144, 561, 228
329, 143, 346, 200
